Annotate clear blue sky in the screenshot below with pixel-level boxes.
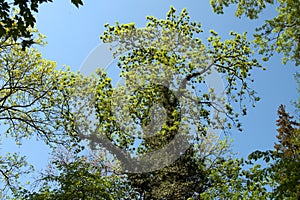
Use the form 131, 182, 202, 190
2, 0, 298, 174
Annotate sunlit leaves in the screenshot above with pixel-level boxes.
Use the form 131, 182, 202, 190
210, 0, 274, 19
100, 7, 262, 151
210, 0, 300, 66
0, 152, 34, 198
96, 6, 264, 198
0, 36, 79, 144
0, 30, 83, 196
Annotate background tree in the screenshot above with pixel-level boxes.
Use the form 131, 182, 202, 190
0, 151, 34, 199
17, 146, 129, 200
210, 0, 300, 66
200, 157, 272, 199
247, 105, 300, 199
0, 29, 82, 196
272, 105, 299, 198
201, 104, 300, 199
0, 31, 78, 145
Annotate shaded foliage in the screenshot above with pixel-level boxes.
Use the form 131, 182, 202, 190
0, 0, 83, 48
17, 148, 127, 200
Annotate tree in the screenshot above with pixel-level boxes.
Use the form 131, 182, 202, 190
0, 29, 81, 196
73, 6, 264, 199
246, 105, 300, 199
17, 146, 128, 200
11, 5, 299, 200
201, 105, 300, 199
272, 105, 300, 199
0, 0, 83, 48
200, 157, 272, 199
97, 5, 261, 160
0, 31, 78, 145
210, 0, 300, 66
1, 2, 296, 199
252, 78, 300, 199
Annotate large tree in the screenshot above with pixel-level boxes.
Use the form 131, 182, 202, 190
73, 6, 264, 199
13, 5, 300, 200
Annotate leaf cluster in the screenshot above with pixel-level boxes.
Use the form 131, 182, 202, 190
0, 0, 83, 48
210, 0, 300, 66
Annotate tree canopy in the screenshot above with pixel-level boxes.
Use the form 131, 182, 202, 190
0, 1, 299, 199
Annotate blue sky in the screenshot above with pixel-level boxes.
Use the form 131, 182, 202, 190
2, 0, 298, 174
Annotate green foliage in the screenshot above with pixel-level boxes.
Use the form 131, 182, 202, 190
0, 32, 79, 145
17, 147, 126, 200
200, 157, 272, 199
210, 0, 274, 19
210, 0, 300, 66
254, 0, 300, 65
0, 0, 84, 48
97, 6, 262, 154
2, 3, 297, 199
0, 29, 83, 196
202, 105, 300, 199
71, 0, 84, 8
86, 6, 264, 198
294, 72, 300, 112
0, 152, 34, 199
